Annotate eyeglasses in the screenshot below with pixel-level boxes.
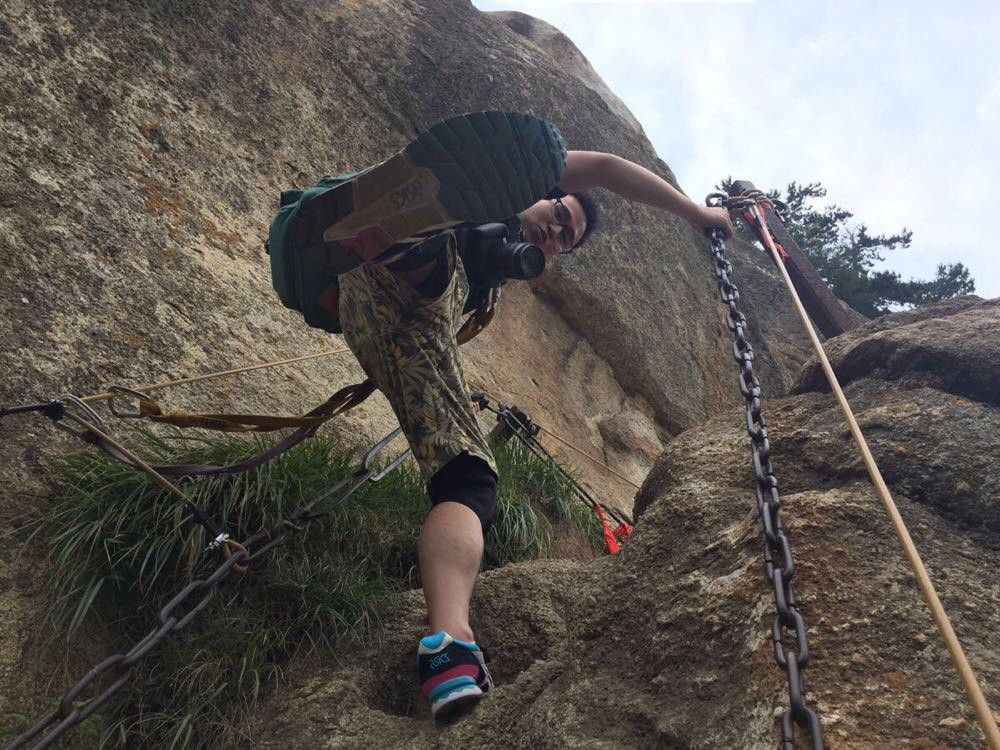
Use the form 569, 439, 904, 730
550, 198, 577, 254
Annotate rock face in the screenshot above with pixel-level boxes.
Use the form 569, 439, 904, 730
0, 0, 814, 726
0, 0, 805, 486
255, 299, 999, 748
1, 1, 995, 746
793, 295, 999, 407
489, 10, 647, 136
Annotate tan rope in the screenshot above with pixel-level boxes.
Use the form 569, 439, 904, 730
73, 322, 640, 488
75, 296, 493, 407
80, 347, 352, 403
62, 410, 249, 572
745, 201, 1000, 748
726, 188, 777, 212
536, 425, 641, 490
73, 341, 644, 491
470, 384, 642, 491
62, 411, 191, 506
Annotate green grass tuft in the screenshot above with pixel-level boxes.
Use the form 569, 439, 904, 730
12, 428, 606, 748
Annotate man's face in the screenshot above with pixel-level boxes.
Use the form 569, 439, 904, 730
517, 194, 587, 257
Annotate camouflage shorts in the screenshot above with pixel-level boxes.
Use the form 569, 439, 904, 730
337, 233, 497, 482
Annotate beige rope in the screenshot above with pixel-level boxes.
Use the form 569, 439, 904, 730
73, 331, 636, 490
745, 201, 1000, 748
75, 345, 644, 490
62, 411, 191, 506
80, 347, 352, 403
470, 383, 642, 491
62, 410, 249, 572
726, 188, 777, 212
536, 425, 642, 490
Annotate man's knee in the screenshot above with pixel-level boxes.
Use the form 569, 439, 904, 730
427, 453, 498, 534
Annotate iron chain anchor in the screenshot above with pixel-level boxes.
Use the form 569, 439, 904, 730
703, 205, 824, 749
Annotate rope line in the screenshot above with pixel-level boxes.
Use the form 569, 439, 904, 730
731, 194, 1000, 749
62, 411, 189, 506
485, 400, 634, 527
535, 424, 642, 490
468, 383, 642, 491
80, 347, 353, 403
71, 343, 643, 493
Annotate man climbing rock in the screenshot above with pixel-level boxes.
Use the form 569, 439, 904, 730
268, 111, 733, 719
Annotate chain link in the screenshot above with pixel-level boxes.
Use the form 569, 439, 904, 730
705, 222, 824, 749
5, 429, 409, 750
7, 248, 824, 746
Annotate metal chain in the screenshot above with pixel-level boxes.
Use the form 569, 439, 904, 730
5, 429, 410, 750
704, 217, 824, 749
476, 395, 633, 528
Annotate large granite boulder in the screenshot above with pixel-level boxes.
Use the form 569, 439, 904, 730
253, 299, 998, 748
490, 10, 646, 136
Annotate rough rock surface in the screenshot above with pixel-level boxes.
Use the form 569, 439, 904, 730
0, 0, 818, 728
254, 300, 999, 748
794, 295, 999, 406
0, 0, 832, 740
490, 10, 647, 136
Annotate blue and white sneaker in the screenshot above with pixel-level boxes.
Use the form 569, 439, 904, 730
417, 631, 494, 719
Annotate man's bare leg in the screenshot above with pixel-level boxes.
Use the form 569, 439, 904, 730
418, 501, 483, 642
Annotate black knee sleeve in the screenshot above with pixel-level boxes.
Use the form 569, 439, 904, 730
427, 453, 498, 534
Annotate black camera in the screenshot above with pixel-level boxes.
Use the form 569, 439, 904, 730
383, 222, 545, 314
458, 222, 546, 287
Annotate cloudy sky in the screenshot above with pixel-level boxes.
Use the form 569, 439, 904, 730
473, 0, 999, 298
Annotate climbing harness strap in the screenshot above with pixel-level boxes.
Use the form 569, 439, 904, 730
703, 198, 823, 749
83, 381, 377, 477
593, 502, 621, 554
613, 521, 633, 543
112, 387, 340, 433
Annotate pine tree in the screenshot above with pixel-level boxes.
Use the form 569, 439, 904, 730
718, 179, 975, 317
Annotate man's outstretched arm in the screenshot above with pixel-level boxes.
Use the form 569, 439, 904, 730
558, 150, 734, 238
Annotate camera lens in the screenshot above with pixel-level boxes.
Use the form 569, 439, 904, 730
459, 223, 547, 285
509, 243, 545, 279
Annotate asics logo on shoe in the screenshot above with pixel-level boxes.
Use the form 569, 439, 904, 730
429, 653, 452, 669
